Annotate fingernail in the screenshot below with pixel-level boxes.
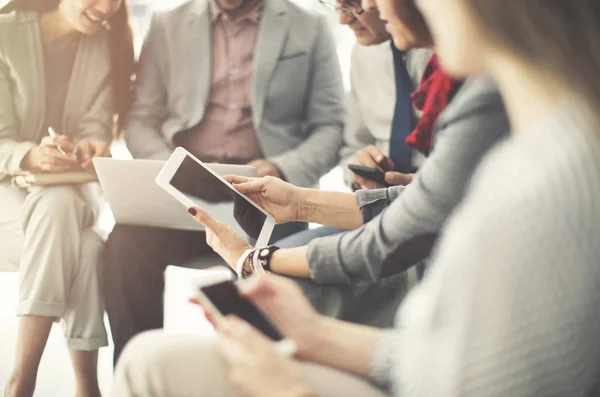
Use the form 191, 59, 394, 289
188, 208, 197, 216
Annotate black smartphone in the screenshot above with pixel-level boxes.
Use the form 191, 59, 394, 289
197, 279, 297, 355
348, 164, 390, 186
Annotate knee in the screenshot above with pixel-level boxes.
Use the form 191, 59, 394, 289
117, 330, 169, 370
114, 331, 167, 392
116, 331, 220, 378
25, 186, 86, 224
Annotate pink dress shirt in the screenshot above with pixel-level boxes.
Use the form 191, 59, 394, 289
174, 0, 264, 164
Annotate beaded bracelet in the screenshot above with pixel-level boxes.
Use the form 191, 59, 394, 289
237, 246, 281, 278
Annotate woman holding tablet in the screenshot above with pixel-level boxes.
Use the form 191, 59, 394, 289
113, 0, 600, 395
0, 0, 134, 395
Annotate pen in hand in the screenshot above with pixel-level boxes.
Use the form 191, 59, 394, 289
47, 127, 67, 157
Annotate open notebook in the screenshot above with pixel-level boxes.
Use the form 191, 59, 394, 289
12, 171, 98, 188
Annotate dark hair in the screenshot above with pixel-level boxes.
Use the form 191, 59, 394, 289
1, 0, 135, 135
462, 0, 600, 110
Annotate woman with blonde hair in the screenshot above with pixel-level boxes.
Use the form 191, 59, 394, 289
0, 0, 134, 396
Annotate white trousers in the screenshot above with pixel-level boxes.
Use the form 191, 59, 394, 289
112, 331, 388, 397
0, 182, 108, 350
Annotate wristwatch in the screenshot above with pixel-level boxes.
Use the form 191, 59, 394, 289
255, 245, 280, 272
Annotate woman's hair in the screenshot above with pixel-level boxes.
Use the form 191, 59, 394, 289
393, 0, 433, 47
1, 0, 135, 135
462, 0, 600, 110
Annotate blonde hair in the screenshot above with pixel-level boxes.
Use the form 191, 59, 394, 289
463, 0, 600, 110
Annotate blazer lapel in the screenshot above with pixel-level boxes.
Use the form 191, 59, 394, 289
28, 15, 46, 141
186, 0, 212, 123
251, 0, 289, 126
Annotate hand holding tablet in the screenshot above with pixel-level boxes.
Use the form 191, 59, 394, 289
156, 147, 276, 247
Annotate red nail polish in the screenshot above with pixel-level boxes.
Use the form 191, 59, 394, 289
188, 208, 197, 216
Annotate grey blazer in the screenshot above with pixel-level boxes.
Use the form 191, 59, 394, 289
0, 11, 114, 180
125, 0, 345, 187
307, 76, 510, 284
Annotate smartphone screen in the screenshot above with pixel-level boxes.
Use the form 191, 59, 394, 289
169, 155, 267, 238
200, 281, 284, 341
347, 164, 390, 186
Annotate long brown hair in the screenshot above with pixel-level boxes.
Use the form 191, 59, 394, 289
1, 0, 135, 135
391, 0, 433, 47
462, 0, 600, 111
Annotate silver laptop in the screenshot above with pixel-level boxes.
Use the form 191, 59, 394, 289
94, 158, 257, 231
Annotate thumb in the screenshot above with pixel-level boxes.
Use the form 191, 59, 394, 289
385, 172, 412, 186
77, 141, 92, 160
379, 156, 396, 172
231, 178, 265, 195
224, 175, 256, 185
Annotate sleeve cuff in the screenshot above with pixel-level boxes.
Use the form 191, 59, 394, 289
369, 329, 401, 392
356, 186, 405, 223
7, 141, 37, 174
269, 154, 314, 188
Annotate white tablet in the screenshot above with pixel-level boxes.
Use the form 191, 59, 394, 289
156, 147, 275, 247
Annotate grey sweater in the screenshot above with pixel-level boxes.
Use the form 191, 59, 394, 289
307, 76, 510, 284
370, 101, 600, 396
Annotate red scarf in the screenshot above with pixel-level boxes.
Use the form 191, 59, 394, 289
405, 54, 460, 155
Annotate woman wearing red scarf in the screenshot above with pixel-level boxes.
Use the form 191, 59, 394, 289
383, 2, 462, 186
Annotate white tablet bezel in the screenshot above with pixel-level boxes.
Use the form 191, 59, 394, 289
195, 275, 297, 356
156, 147, 275, 247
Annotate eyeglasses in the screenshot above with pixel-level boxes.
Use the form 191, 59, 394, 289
318, 0, 365, 15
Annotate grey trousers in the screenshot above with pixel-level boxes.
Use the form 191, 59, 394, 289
0, 182, 108, 350
112, 331, 388, 397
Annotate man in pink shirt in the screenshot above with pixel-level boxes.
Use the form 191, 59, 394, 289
103, 0, 345, 365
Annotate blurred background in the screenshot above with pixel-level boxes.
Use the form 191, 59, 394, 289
0, 0, 354, 394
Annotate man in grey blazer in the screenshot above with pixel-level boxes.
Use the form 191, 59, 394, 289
103, 0, 345, 365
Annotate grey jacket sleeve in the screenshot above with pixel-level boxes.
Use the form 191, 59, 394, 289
124, 14, 173, 161
356, 186, 405, 222
268, 16, 345, 187
307, 77, 509, 284
0, 58, 36, 175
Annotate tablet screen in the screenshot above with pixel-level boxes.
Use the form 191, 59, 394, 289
169, 155, 267, 239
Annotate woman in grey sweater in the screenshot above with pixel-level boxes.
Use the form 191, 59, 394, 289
0, 1, 134, 396
112, 0, 600, 396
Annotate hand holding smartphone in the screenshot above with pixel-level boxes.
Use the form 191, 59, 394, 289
348, 164, 391, 187
196, 275, 297, 356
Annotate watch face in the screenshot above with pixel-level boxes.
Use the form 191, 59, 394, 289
260, 248, 270, 258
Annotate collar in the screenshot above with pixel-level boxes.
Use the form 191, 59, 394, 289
209, 0, 263, 23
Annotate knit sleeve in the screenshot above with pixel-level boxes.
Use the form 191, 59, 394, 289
388, 126, 600, 396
